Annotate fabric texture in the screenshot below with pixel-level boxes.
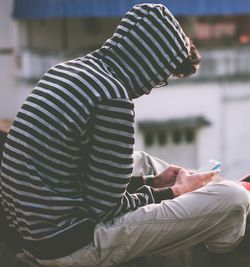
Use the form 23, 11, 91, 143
0, 4, 190, 259
33, 151, 249, 267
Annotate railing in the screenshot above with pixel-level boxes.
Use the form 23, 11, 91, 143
17, 47, 250, 82
196, 47, 250, 79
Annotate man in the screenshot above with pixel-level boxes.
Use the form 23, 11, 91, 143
0, 4, 249, 267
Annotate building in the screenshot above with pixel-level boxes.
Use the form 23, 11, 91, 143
134, 80, 250, 179
0, 0, 19, 118
1, 0, 250, 179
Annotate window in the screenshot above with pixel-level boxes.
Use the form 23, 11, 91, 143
180, 16, 250, 48
172, 130, 182, 144
185, 129, 195, 143
158, 131, 167, 146
139, 117, 210, 169
143, 129, 198, 147
144, 132, 154, 147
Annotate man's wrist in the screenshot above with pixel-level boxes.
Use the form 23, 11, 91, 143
153, 175, 162, 188
171, 185, 181, 197
144, 174, 165, 188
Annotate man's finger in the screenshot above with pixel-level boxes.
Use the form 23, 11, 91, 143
201, 170, 220, 178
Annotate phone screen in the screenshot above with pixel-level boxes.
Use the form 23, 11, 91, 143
196, 160, 221, 173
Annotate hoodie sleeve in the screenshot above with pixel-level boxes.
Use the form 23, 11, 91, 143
84, 98, 169, 221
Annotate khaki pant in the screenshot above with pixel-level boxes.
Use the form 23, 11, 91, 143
34, 151, 249, 267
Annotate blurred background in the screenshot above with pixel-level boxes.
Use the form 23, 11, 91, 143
1, 0, 250, 180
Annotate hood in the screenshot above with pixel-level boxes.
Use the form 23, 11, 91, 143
95, 4, 190, 99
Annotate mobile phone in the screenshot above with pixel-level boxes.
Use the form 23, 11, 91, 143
195, 159, 222, 173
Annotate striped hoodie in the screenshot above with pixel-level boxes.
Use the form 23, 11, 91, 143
0, 4, 190, 259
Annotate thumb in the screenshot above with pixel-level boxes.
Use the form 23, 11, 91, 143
178, 168, 188, 176
173, 166, 182, 175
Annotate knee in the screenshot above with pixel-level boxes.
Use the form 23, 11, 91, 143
210, 180, 249, 212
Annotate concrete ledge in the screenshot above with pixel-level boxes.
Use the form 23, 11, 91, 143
14, 240, 250, 267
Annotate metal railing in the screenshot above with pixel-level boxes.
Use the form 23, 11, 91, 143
17, 47, 250, 82
196, 47, 250, 79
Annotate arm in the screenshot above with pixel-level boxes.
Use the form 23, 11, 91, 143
126, 176, 146, 193
128, 166, 221, 198
83, 98, 172, 221
171, 169, 220, 197
127, 163, 183, 193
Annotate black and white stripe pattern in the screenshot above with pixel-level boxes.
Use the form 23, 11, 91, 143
98, 3, 190, 98
0, 3, 190, 258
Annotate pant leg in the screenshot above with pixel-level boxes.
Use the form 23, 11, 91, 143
35, 152, 250, 266
37, 180, 249, 267
95, 181, 249, 265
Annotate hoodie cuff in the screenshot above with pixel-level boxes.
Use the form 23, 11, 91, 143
127, 175, 155, 193
154, 187, 174, 203
127, 176, 145, 193
145, 175, 154, 187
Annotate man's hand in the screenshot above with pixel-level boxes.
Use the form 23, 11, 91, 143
153, 165, 182, 188
171, 169, 220, 197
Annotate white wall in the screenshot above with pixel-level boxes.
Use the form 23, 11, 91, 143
134, 82, 222, 167
222, 83, 250, 179
0, 0, 20, 119
0, 0, 13, 48
0, 54, 17, 118
143, 131, 198, 169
